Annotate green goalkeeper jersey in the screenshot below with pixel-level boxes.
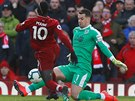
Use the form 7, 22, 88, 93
73, 25, 114, 72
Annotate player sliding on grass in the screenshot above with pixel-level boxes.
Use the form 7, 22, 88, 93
52, 9, 127, 101
14, 8, 128, 101
13, 1, 77, 101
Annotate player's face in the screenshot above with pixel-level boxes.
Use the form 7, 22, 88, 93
78, 13, 90, 28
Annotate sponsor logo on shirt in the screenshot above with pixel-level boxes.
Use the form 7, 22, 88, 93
57, 25, 62, 30
84, 30, 89, 34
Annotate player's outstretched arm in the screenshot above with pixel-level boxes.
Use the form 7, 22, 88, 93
93, 29, 128, 74
97, 41, 128, 74
98, 41, 128, 74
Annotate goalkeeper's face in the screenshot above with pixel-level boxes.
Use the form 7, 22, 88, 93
78, 13, 90, 28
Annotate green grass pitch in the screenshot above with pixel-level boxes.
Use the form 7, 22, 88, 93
0, 95, 135, 101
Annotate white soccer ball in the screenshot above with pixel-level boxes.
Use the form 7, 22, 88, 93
28, 68, 42, 83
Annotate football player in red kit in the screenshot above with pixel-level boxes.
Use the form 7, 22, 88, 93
13, 1, 77, 100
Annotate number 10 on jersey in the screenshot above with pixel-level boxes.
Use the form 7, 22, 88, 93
33, 26, 48, 40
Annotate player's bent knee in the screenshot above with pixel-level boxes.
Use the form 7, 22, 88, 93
53, 67, 59, 75
53, 67, 65, 80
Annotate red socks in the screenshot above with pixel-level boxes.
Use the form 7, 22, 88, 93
46, 80, 62, 92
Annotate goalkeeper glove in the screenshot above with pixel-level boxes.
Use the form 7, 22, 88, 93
112, 58, 128, 74
67, 52, 78, 64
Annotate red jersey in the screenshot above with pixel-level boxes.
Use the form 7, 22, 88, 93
16, 16, 73, 52
117, 43, 135, 80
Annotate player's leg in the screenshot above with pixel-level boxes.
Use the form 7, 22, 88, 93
34, 45, 60, 95
28, 80, 45, 92
36, 47, 70, 98
14, 72, 59, 97
71, 84, 101, 100
70, 68, 98, 100
39, 69, 69, 94
53, 64, 74, 101
78, 89, 118, 101
14, 68, 60, 98
70, 69, 118, 101
13, 46, 59, 97
46, 72, 59, 100
14, 79, 45, 96
29, 71, 58, 100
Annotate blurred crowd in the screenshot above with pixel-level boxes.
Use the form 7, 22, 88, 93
0, 0, 135, 83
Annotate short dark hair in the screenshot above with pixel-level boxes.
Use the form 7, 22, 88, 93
79, 8, 92, 17
37, 1, 49, 16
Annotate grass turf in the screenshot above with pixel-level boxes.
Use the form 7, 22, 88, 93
0, 95, 135, 101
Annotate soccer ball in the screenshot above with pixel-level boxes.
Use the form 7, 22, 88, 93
28, 68, 42, 83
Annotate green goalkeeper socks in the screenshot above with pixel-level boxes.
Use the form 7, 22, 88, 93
28, 80, 45, 92
78, 90, 101, 100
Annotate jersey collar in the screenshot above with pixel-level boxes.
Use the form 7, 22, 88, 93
79, 24, 91, 30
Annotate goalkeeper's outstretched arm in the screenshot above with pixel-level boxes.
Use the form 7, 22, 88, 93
97, 41, 128, 74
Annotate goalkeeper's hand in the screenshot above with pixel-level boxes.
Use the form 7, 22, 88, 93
67, 52, 78, 64
112, 58, 128, 74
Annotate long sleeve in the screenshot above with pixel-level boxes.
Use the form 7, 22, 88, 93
16, 19, 30, 32
54, 23, 74, 52
93, 30, 115, 60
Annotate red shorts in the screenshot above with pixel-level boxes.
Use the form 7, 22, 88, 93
34, 44, 60, 70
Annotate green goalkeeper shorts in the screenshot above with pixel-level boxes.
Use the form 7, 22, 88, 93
58, 63, 91, 88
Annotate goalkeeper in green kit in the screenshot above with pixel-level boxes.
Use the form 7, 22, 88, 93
13, 9, 127, 101
53, 9, 127, 101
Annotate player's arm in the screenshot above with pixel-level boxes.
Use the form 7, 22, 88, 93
54, 22, 77, 64
93, 30, 128, 73
16, 19, 31, 32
